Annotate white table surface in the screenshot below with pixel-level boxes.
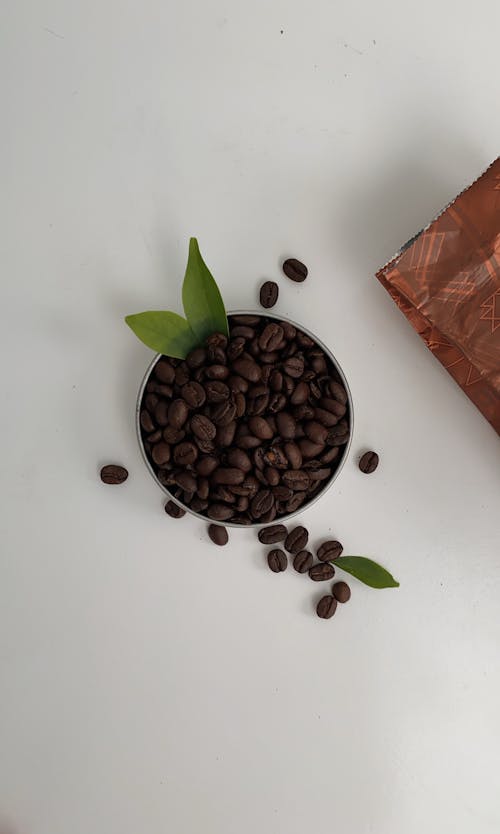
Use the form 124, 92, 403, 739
1, 2, 499, 833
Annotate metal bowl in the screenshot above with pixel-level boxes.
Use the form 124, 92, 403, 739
136, 310, 354, 527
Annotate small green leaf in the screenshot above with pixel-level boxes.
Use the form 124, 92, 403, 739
182, 238, 229, 342
125, 311, 198, 359
334, 556, 400, 589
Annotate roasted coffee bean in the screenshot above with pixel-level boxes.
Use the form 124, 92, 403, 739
278, 320, 295, 340
284, 442, 302, 469
246, 385, 269, 416
140, 410, 156, 433
276, 412, 296, 440
253, 447, 267, 470
195, 436, 216, 454
227, 337, 246, 361
205, 364, 229, 380
313, 407, 339, 428
181, 381, 206, 408
208, 524, 229, 546
327, 419, 348, 438
259, 280, 279, 308
283, 258, 308, 282
282, 470, 310, 491
231, 314, 261, 325
212, 468, 245, 486
293, 549, 313, 573
234, 392, 246, 418
294, 403, 315, 421
205, 381, 230, 402
332, 581, 351, 603
168, 399, 189, 429
163, 426, 185, 444
326, 380, 348, 405
282, 376, 295, 397
236, 496, 249, 511
191, 414, 216, 441
284, 525, 308, 553
285, 492, 306, 512
329, 432, 350, 447
237, 434, 262, 450
231, 475, 259, 498
191, 496, 208, 513
153, 401, 169, 427
248, 416, 273, 440
228, 374, 248, 393
258, 524, 287, 544
283, 355, 304, 378
231, 325, 255, 339
211, 400, 237, 426
290, 381, 309, 405
259, 323, 284, 352
255, 469, 267, 486
268, 393, 286, 413
273, 485, 293, 501
207, 503, 234, 521
264, 467, 280, 486
197, 477, 210, 500
207, 331, 228, 349
146, 381, 173, 398
261, 365, 273, 384
307, 467, 331, 481
316, 595, 337, 619
270, 370, 283, 392
154, 359, 175, 384
309, 563, 336, 581
212, 486, 236, 503
144, 393, 159, 413
320, 446, 340, 464
216, 421, 237, 447
147, 429, 162, 443
196, 455, 219, 476
185, 346, 207, 369
317, 540, 343, 561
359, 451, 379, 473
174, 471, 197, 492
164, 500, 186, 518
304, 421, 328, 444
260, 351, 279, 364
227, 448, 252, 472
152, 442, 171, 466
320, 397, 346, 418
296, 330, 314, 348
100, 464, 128, 484
173, 442, 198, 466
251, 489, 274, 519
231, 357, 261, 383
267, 548, 287, 573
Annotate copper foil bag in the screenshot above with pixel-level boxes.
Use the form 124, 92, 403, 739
376, 158, 500, 434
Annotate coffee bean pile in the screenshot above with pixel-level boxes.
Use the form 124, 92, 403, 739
139, 314, 350, 525
258, 523, 351, 620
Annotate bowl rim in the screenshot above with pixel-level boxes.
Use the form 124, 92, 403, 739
135, 310, 354, 527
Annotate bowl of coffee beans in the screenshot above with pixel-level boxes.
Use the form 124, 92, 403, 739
136, 311, 353, 527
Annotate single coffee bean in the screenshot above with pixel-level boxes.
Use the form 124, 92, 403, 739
207, 332, 228, 350
259, 323, 284, 352
212, 468, 245, 486
233, 392, 246, 418
270, 370, 283, 392
248, 415, 274, 440
304, 421, 328, 445
237, 434, 262, 450
216, 421, 237, 447
293, 549, 313, 573
232, 475, 259, 498
267, 548, 287, 573
163, 426, 185, 444
284, 525, 309, 553
231, 357, 261, 383
191, 414, 216, 441
231, 325, 255, 339
296, 329, 314, 348
191, 497, 208, 513
263, 446, 288, 469
317, 540, 343, 561
208, 524, 229, 546
273, 485, 293, 501
261, 364, 273, 384
153, 401, 169, 427
164, 500, 186, 518
236, 496, 249, 511
174, 471, 197, 492
152, 442, 171, 466
100, 464, 128, 485
253, 447, 267, 470
147, 429, 162, 443
285, 491, 307, 512
146, 381, 173, 398
168, 399, 189, 429
204, 381, 230, 402
260, 351, 279, 364
320, 446, 340, 464
282, 470, 310, 491
282, 375, 295, 397
154, 359, 175, 384
255, 469, 267, 485
186, 346, 207, 369
258, 524, 287, 544
261, 505, 277, 523
211, 400, 237, 426
276, 412, 296, 440
313, 408, 338, 428
250, 489, 274, 519
284, 442, 302, 469
325, 380, 348, 405
283, 355, 305, 378
268, 393, 286, 413
332, 581, 351, 603
207, 503, 234, 521
174, 363, 190, 387
294, 403, 315, 421
205, 364, 229, 380
227, 337, 246, 361
259, 280, 279, 308
359, 451, 379, 474
140, 410, 155, 433
282, 258, 308, 282
316, 595, 337, 619
197, 477, 210, 500
181, 381, 206, 408
212, 486, 236, 503
319, 397, 346, 418
172, 442, 196, 466
144, 393, 159, 413
309, 563, 336, 581
227, 448, 252, 472
196, 455, 219, 476
307, 467, 331, 481
195, 436, 216, 454
228, 374, 248, 393
290, 381, 309, 405
264, 467, 280, 486
246, 386, 269, 416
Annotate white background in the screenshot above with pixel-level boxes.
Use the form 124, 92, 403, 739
1, 2, 499, 833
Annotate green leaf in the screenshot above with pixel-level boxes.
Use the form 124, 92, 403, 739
182, 237, 229, 342
333, 556, 400, 589
125, 311, 198, 359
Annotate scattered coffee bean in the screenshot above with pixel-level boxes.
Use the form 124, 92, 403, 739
284, 525, 309, 553
283, 257, 308, 282
258, 524, 288, 544
259, 281, 279, 308
208, 524, 229, 546
316, 595, 337, 619
309, 563, 336, 581
267, 548, 287, 572
332, 581, 351, 603
317, 540, 343, 561
293, 549, 314, 573
164, 500, 186, 518
100, 464, 128, 485
359, 451, 379, 474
